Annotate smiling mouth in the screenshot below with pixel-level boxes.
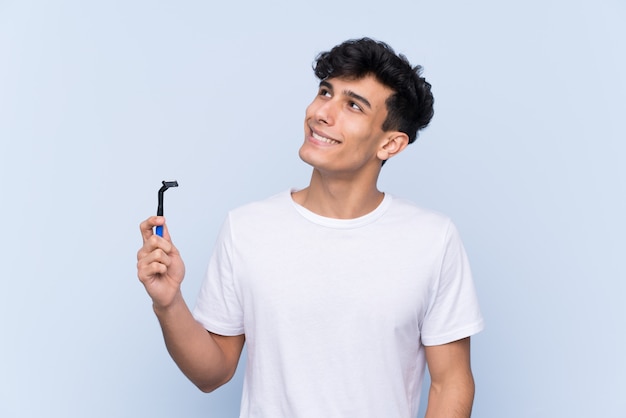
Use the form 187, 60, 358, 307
312, 131, 341, 145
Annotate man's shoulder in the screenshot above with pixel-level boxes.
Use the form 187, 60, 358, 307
388, 195, 453, 227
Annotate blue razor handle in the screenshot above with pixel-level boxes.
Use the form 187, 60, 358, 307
156, 225, 164, 237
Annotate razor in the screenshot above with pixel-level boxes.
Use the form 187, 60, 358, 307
155, 180, 178, 237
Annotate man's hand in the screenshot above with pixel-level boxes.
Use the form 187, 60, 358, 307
136, 216, 186, 309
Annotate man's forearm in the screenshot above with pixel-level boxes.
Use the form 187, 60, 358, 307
424, 375, 475, 418
153, 292, 234, 392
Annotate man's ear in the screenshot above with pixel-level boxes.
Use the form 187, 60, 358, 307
378, 132, 409, 161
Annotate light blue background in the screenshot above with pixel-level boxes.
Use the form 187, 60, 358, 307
1, 0, 624, 417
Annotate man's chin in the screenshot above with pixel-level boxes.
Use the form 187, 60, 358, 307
298, 146, 316, 167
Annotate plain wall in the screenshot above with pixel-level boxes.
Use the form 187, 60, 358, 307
1, 0, 624, 416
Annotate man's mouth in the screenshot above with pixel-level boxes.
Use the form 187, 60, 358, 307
312, 131, 341, 145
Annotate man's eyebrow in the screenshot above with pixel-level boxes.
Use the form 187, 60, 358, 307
344, 89, 371, 109
319, 80, 333, 91
319, 80, 372, 109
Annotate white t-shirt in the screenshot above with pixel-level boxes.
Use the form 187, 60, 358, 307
193, 190, 484, 418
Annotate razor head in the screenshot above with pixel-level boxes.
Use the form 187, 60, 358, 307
162, 180, 179, 188
157, 180, 179, 216
158, 180, 179, 194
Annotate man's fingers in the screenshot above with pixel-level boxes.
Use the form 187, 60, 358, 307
137, 245, 169, 265
139, 216, 166, 243
137, 258, 166, 279
137, 248, 171, 280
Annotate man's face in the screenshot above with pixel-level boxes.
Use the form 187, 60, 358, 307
299, 75, 396, 176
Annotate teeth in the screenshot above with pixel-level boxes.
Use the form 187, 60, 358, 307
312, 131, 340, 144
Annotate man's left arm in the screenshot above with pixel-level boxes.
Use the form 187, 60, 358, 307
424, 337, 475, 418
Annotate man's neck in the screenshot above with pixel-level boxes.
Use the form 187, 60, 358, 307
292, 169, 384, 219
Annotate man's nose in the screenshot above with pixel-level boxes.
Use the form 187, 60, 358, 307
315, 99, 336, 125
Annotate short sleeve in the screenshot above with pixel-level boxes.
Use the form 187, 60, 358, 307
192, 215, 245, 336
420, 221, 484, 346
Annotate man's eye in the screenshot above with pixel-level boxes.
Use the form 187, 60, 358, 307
319, 89, 331, 97
349, 102, 362, 111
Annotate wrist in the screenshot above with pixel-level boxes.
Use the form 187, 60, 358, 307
152, 291, 184, 316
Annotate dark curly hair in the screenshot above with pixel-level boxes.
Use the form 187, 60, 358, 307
313, 38, 434, 146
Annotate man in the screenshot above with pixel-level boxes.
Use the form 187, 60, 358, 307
137, 38, 484, 417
